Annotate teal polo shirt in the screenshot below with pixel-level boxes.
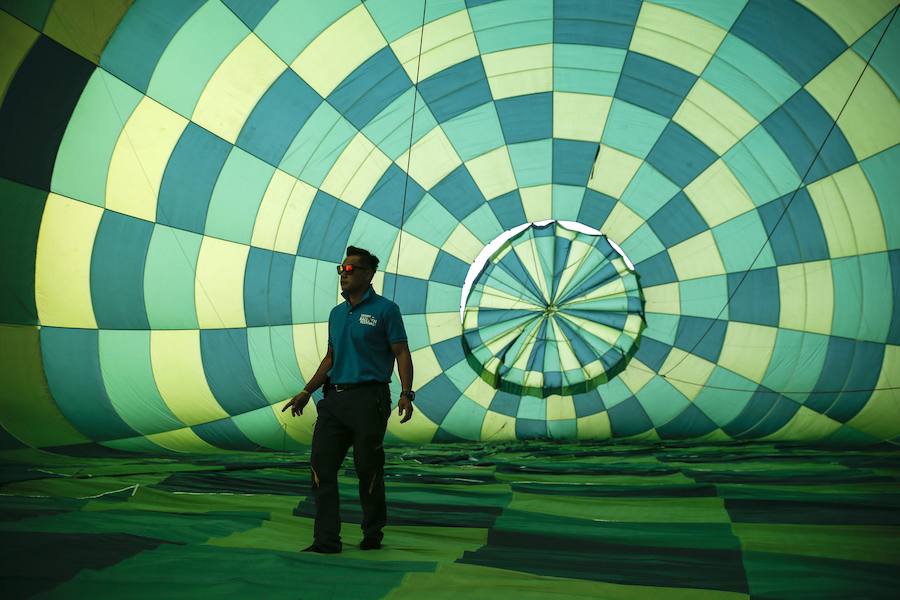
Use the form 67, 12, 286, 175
327, 285, 407, 383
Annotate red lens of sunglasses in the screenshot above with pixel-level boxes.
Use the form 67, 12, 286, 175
337, 264, 356, 274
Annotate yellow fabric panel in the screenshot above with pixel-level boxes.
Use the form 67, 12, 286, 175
523, 369, 544, 389
107, 96, 188, 221
250, 170, 315, 252
150, 329, 229, 426
398, 126, 462, 190
600, 201, 643, 241
145, 427, 220, 453
576, 411, 612, 440
464, 376, 499, 409
623, 428, 662, 442
582, 359, 605, 380
35, 195, 102, 328
292, 5, 386, 96
805, 50, 865, 120
387, 232, 440, 280
718, 322, 778, 383
588, 145, 642, 198
476, 286, 542, 311
444, 222, 483, 263
0, 10, 39, 104
369, 271, 385, 300
553, 92, 612, 142
846, 344, 900, 441
668, 231, 726, 280
576, 276, 626, 302
837, 65, 900, 160
554, 239, 592, 297
482, 44, 552, 99
468, 146, 517, 199
426, 311, 463, 345
319, 132, 392, 208
685, 159, 755, 227
618, 358, 656, 392
796, 0, 896, 44
759, 405, 842, 442
777, 261, 834, 335
390, 404, 440, 442
392, 9, 478, 82
659, 348, 715, 400
292, 323, 329, 380
807, 164, 887, 257
193, 34, 284, 143
274, 177, 317, 255
673, 79, 758, 155
195, 236, 249, 328
546, 395, 576, 421
481, 410, 517, 441
410, 346, 442, 388
807, 48, 900, 160
623, 313, 644, 338
520, 185, 553, 222
514, 237, 551, 299
643, 283, 680, 314
630, 2, 727, 75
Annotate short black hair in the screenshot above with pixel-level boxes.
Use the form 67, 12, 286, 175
346, 246, 379, 271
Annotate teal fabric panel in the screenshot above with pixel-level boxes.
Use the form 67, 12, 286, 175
41, 327, 139, 441
90, 211, 154, 330
0, 178, 45, 325
469, 0, 552, 53
100, 0, 205, 92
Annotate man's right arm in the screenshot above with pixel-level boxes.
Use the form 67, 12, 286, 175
283, 345, 333, 415
302, 344, 334, 395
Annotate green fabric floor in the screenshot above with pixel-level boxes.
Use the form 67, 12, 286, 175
1, 441, 898, 599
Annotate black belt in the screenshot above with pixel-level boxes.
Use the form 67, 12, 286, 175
329, 380, 388, 393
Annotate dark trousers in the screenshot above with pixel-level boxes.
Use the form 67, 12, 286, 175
309, 383, 391, 550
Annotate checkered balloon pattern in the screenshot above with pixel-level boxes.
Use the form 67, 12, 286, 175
1, 0, 898, 452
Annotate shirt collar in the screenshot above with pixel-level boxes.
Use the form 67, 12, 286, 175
341, 284, 376, 307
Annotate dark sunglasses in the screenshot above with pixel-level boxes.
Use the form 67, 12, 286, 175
336, 264, 371, 274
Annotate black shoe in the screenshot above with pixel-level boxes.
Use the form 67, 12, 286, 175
359, 538, 382, 550
301, 543, 341, 554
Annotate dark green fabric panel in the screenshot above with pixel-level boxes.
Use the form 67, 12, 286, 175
0, 177, 45, 324
0, 0, 54, 30
742, 550, 899, 600
0, 35, 94, 189
0, 530, 175, 598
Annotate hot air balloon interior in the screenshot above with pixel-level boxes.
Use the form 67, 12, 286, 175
1, 0, 898, 597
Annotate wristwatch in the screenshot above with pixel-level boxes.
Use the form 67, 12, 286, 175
400, 390, 415, 401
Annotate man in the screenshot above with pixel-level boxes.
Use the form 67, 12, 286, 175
282, 246, 415, 554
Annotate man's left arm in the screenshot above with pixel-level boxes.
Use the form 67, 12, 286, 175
391, 341, 414, 423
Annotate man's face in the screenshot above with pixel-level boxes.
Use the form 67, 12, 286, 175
339, 256, 373, 294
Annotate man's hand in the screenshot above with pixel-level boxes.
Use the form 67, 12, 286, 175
397, 395, 414, 423
282, 390, 311, 417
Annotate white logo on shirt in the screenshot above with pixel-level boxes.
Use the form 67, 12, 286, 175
359, 314, 377, 326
